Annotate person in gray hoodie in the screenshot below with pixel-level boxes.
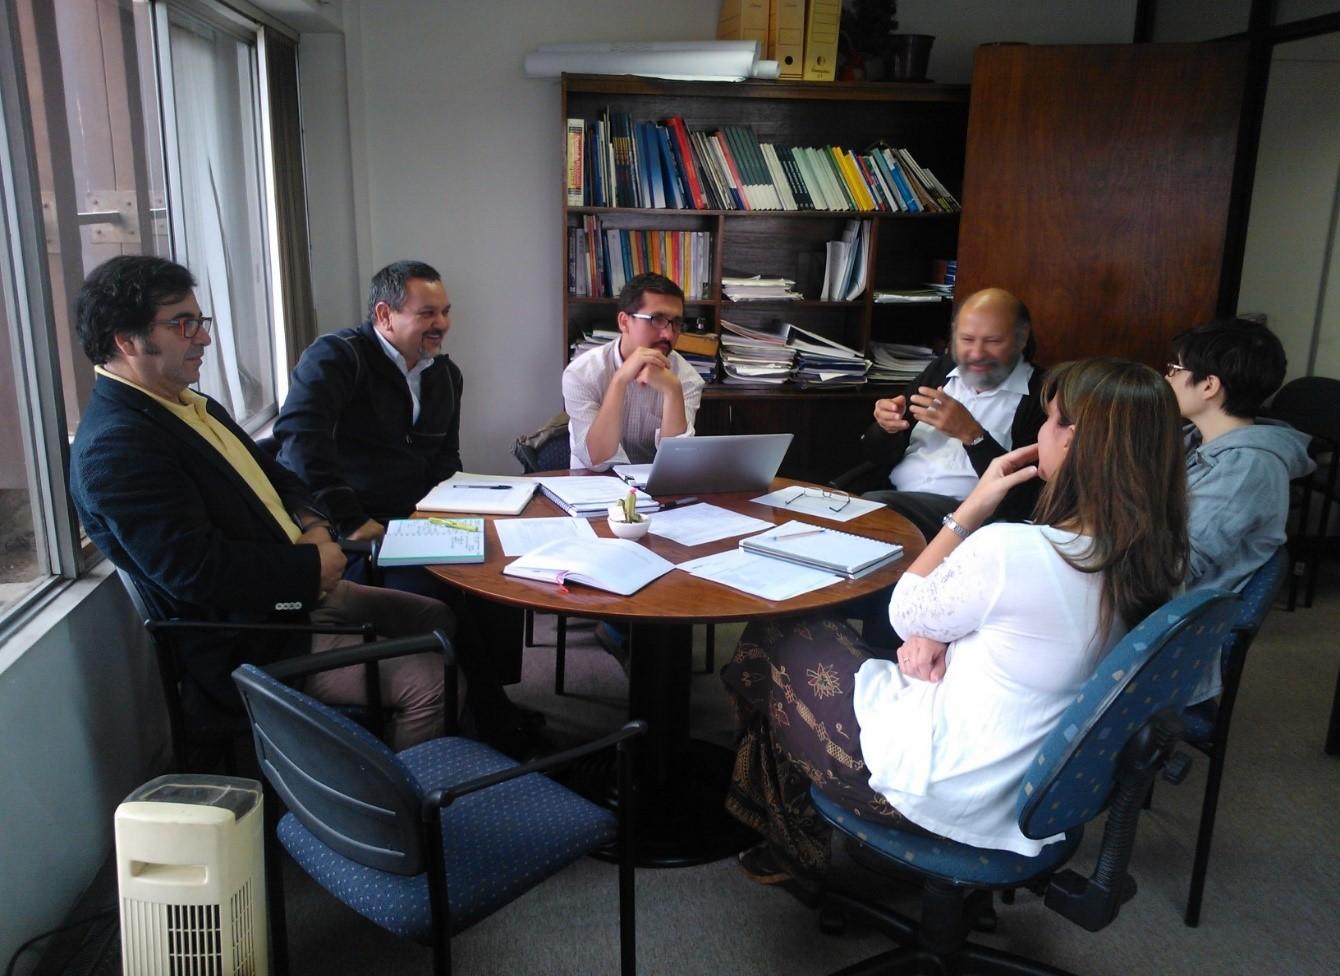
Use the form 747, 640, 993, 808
1167, 318, 1314, 700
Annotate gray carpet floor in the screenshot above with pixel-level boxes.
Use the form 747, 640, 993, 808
282, 565, 1340, 975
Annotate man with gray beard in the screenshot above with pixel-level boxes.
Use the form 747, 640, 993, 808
861, 287, 1046, 541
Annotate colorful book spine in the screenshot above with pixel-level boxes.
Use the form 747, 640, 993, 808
565, 118, 585, 207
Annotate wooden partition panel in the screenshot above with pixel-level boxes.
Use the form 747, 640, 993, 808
956, 43, 1250, 369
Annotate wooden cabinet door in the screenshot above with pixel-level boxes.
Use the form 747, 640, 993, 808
956, 43, 1250, 369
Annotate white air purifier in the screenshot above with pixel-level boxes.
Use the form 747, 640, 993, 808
115, 774, 269, 976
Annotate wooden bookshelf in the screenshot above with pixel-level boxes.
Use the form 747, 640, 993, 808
560, 74, 968, 479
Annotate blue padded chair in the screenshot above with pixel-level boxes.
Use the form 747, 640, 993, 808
810, 589, 1238, 976
1178, 550, 1286, 926
233, 632, 644, 976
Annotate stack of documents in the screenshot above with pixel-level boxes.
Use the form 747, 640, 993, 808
787, 325, 870, 389
719, 318, 795, 386
377, 518, 485, 567
722, 275, 802, 302
867, 342, 936, 384
569, 328, 619, 361
739, 520, 902, 578
537, 476, 658, 518
417, 473, 538, 516
873, 289, 946, 303
820, 220, 870, 301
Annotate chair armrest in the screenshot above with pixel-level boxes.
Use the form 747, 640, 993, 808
262, 629, 454, 680
147, 618, 375, 639
424, 719, 648, 810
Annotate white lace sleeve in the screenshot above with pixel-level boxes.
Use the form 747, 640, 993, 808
890, 528, 1007, 643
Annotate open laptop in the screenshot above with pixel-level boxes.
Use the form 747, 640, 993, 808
641, 433, 793, 495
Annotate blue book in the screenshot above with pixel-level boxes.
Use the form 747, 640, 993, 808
885, 153, 922, 213
639, 123, 665, 208
655, 124, 686, 209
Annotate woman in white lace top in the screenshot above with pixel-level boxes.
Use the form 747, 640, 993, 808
723, 358, 1189, 883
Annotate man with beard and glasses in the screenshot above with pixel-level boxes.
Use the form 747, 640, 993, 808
861, 287, 1046, 541
563, 272, 705, 470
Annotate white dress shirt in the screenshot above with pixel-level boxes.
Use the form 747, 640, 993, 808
372, 328, 434, 424
562, 339, 704, 470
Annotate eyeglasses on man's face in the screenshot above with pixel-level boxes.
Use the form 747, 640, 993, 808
628, 311, 685, 333
1165, 362, 1190, 378
152, 314, 214, 340
784, 486, 851, 512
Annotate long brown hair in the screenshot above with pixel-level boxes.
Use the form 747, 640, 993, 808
1033, 358, 1188, 635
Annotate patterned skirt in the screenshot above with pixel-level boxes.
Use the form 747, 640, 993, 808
722, 614, 933, 873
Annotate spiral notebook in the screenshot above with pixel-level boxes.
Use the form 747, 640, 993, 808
739, 520, 903, 579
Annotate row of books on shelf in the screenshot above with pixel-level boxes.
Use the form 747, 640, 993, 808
565, 114, 959, 214
568, 216, 712, 299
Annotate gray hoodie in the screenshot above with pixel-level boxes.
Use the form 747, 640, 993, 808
1185, 419, 1313, 595
1184, 419, 1313, 704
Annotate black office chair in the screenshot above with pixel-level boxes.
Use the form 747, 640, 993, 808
116, 567, 382, 773
812, 589, 1237, 976
1265, 376, 1340, 610
1177, 550, 1286, 926
232, 632, 645, 976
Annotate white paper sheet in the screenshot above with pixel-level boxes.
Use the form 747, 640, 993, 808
647, 503, 773, 547
493, 516, 598, 557
750, 487, 885, 523
677, 549, 842, 601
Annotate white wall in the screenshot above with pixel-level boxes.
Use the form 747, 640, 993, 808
0, 568, 167, 975
895, 0, 1138, 83
1237, 33, 1340, 380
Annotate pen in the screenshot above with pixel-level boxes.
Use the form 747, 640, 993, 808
428, 517, 482, 532
658, 496, 699, 511
773, 527, 826, 540
450, 484, 513, 490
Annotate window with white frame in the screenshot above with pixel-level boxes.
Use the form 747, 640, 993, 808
0, 0, 306, 623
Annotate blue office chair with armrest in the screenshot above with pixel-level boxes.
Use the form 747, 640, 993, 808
810, 588, 1237, 976
233, 631, 644, 976
1177, 549, 1286, 926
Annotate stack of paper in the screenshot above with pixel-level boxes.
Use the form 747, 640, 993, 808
722, 275, 802, 302
719, 318, 795, 386
787, 325, 870, 389
537, 476, 658, 518
820, 220, 870, 301
867, 342, 936, 384
872, 289, 945, 303
569, 328, 619, 362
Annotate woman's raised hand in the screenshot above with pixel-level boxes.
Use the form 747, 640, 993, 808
956, 443, 1041, 531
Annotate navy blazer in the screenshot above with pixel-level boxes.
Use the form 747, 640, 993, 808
274, 321, 463, 535
70, 375, 324, 712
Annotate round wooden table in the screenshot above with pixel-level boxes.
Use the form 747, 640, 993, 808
426, 476, 924, 866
